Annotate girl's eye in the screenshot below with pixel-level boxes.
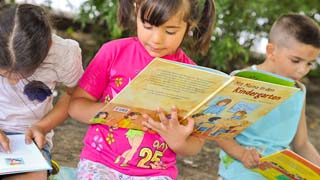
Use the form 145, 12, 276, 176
166, 31, 176, 35
143, 22, 153, 30
143, 25, 152, 30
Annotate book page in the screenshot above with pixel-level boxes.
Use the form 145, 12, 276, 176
253, 149, 320, 179
91, 58, 231, 130
189, 76, 299, 140
0, 134, 51, 175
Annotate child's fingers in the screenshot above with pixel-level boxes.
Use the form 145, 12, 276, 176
184, 117, 195, 133
33, 135, 46, 149
170, 106, 179, 123
157, 107, 169, 125
0, 131, 11, 153
142, 114, 161, 132
241, 148, 260, 168
24, 128, 33, 145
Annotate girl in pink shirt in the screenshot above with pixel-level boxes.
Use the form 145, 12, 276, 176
69, 0, 216, 179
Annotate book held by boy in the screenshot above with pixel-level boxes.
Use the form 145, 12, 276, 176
0, 134, 52, 175
90, 57, 300, 140
253, 149, 320, 180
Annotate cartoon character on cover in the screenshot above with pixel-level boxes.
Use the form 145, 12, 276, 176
194, 114, 220, 133
0, 4, 83, 180
203, 98, 232, 115
115, 112, 144, 167
230, 110, 247, 120
68, 0, 216, 179
216, 13, 320, 180
90, 111, 110, 123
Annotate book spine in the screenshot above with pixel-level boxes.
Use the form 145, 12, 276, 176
183, 76, 235, 119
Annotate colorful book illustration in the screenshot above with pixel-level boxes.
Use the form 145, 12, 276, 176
0, 134, 52, 175
253, 149, 320, 180
90, 57, 300, 140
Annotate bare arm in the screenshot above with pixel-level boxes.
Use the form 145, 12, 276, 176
216, 138, 260, 168
291, 103, 320, 166
143, 106, 205, 156
25, 87, 76, 148
68, 86, 105, 123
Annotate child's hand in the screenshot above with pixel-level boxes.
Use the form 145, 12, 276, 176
25, 125, 46, 149
0, 129, 10, 153
142, 106, 195, 149
239, 148, 261, 168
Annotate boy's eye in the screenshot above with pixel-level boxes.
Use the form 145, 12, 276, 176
308, 61, 317, 68
291, 59, 299, 63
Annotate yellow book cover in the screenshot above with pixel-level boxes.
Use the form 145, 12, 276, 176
253, 149, 320, 180
90, 58, 300, 140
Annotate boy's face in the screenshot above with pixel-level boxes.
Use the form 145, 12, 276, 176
268, 39, 319, 80
137, 11, 187, 57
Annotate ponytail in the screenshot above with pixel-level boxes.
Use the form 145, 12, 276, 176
117, 0, 136, 30
192, 0, 215, 55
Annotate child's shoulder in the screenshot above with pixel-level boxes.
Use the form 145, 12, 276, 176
52, 34, 80, 48
101, 37, 139, 49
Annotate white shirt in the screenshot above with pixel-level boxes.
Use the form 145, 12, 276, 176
0, 34, 84, 148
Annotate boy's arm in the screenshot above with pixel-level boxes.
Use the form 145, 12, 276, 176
68, 86, 105, 123
291, 103, 320, 166
215, 138, 260, 168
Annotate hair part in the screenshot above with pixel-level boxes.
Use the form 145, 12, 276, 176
0, 4, 52, 76
118, 0, 216, 55
269, 13, 320, 49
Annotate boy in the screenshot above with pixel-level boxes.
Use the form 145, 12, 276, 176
216, 13, 320, 179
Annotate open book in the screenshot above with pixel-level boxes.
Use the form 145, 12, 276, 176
0, 134, 52, 175
90, 58, 300, 140
253, 149, 320, 179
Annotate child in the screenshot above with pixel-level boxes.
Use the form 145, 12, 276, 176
0, 3, 83, 179
68, 0, 215, 179
216, 13, 320, 179
203, 98, 232, 115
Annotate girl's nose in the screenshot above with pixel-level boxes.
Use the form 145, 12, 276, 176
151, 29, 163, 44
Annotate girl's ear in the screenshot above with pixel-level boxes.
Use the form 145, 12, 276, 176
266, 43, 275, 61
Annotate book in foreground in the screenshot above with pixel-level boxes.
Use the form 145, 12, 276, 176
253, 149, 320, 180
90, 58, 300, 140
0, 134, 52, 175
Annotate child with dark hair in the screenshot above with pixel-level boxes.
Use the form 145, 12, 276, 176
216, 13, 320, 179
68, 0, 216, 179
0, 3, 83, 179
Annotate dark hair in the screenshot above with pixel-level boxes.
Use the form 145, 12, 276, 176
124, 112, 142, 119
0, 4, 52, 76
94, 111, 109, 118
270, 13, 320, 48
118, 0, 216, 55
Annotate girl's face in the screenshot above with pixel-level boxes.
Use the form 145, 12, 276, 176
268, 39, 320, 81
137, 11, 187, 57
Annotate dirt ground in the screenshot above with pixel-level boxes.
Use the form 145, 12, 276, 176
51, 77, 320, 180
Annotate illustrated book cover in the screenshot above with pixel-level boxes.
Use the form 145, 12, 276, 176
90, 57, 300, 140
0, 134, 52, 175
253, 149, 320, 180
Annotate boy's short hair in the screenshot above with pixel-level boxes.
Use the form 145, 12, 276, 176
269, 13, 320, 48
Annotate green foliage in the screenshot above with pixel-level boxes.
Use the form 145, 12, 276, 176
78, 0, 122, 44
77, 0, 320, 74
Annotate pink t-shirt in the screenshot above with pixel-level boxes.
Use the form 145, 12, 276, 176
79, 37, 195, 179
